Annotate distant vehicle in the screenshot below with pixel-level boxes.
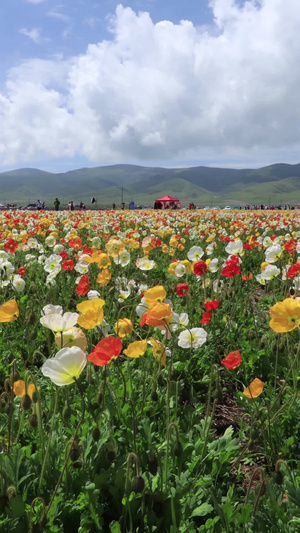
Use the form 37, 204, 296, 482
224, 206, 231, 210
212, 206, 220, 209
20, 204, 37, 211
203, 206, 210, 210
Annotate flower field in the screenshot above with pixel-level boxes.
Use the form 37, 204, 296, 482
1, 208, 300, 532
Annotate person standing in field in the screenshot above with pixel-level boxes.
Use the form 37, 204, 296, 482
54, 198, 60, 211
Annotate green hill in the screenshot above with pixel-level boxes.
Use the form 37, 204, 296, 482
1, 162, 300, 207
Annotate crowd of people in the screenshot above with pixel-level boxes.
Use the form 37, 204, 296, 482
29, 199, 299, 211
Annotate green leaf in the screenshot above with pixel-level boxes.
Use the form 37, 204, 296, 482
191, 503, 213, 517
109, 522, 122, 533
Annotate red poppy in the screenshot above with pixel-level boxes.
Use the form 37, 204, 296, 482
204, 300, 219, 311
242, 274, 253, 281
194, 260, 207, 276
88, 336, 123, 366
243, 243, 253, 250
4, 238, 18, 253
222, 261, 240, 277
62, 259, 74, 271
18, 266, 26, 276
76, 274, 90, 296
287, 264, 300, 279
59, 251, 68, 259
82, 245, 93, 255
284, 239, 297, 254
221, 351, 242, 369
200, 311, 212, 324
176, 283, 189, 297
68, 237, 83, 250
228, 255, 239, 263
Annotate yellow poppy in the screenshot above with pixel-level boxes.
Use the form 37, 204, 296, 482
150, 337, 167, 367
168, 261, 177, 275
55, 326, 87, 351
96, 269, 112, 286
180, 260, 192, 273
269, 298, 300, 333
0, 299, 19, 322
114, 318, 133, 338
123, 339, 148, 358
106, 239, 125, 257
243, 378, 264, 398
96, 253, 112, 269
143, 302, 172, 327
77, 299, 105, 330
261, 261, 270, 272
144, 286, 166, 306
13, 380, 39, 399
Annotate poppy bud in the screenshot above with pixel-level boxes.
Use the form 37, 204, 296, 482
278, 342, 285, 354
148, 452, 158, 476
173, 440, 183, 458
97, 392, 103, 405
31, 390, 39, 404
28, 282, 37, 294
0, 400, 7, 413
151, 390, 158, 402
92, 427, 101, 442
39, 516, 47, 530
273, 471, 283, 485
4, 379, 11, 393
250, 428, 259, 440
62, 402, 72, 422
132, 476, 145, 493
71, 459, 83, 469
28, 413, 38, 428
106, 443, 116, 462
144, 492, 153, 508
255, 481, 266, 496
90, 402, 99, 411
9, 370, 20, 384
25, 309, 36, 325
70, 446, 80, 462
248, 439, 255, 451
152, 492, 164, 517
6, 486, 17, 500
157, 375, 163, 387
212, 388, 222, 401
21, 394, 32, 411
0, 495, 9, 512
29, 330, 37, 341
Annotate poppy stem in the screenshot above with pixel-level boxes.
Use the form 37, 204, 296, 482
38, 387, 59, 493
45, 378, 85, 518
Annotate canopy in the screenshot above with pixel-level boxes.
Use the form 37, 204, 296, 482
154, 195, 181, 209
156, 195, 179, 203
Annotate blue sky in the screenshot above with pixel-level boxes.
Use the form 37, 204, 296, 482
0, 0, 300, 173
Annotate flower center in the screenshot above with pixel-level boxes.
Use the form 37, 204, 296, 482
288, 315, 298, 325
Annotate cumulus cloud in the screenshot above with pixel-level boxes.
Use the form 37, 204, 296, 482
2, 1, 300, 165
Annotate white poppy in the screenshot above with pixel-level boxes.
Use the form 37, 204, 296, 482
178, 328, 207, 349
225, 240, 243, 255
41, 346, 87, 386
40, 311, 79, 332
187, 246, 204, 261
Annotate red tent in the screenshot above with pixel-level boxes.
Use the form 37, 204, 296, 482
155, 195, 181, 209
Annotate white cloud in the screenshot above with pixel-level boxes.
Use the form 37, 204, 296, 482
47, 11, 70, 23
3, 1, 300, 166
19, 27, 42, 44
25, 0, 46, 3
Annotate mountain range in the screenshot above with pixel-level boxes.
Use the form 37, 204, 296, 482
1, 162, 300, 207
